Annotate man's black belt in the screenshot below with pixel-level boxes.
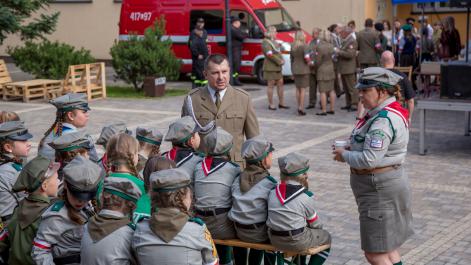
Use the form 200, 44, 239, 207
53, 254, 80, 265
270, 227, 304, 237
196, 207, 230, 217
234, 221, 266, 230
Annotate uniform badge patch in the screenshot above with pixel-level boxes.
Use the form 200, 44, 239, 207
370, 138, 384, 148
204, 227, 218, 259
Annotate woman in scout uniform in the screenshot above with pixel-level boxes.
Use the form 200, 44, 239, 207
104, 133, 150, 223
193, 127, 243, 265
95, 123, 130, 174
32, 156, 101, 265
132, 168, 219, 265
49, 132, 92, 176
142, 156, 176, 191
81, 177, 142, 265
163, 116, 202, 180
333, 67, 413, 265
228, 136, 277, 265
135, 126, 163, 173
262, 26, 288, 111
315, 30, 336, 116
290, 30, 312, 116
0, 121, 32, 227
267, 152, 331, 265
0, 156, 60, 265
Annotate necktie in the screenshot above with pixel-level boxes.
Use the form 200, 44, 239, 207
215, 91, 221, 110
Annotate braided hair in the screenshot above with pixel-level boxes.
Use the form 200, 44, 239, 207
107, 133, 140, 179
39, 110, 66, 151
151, 187, 191, 216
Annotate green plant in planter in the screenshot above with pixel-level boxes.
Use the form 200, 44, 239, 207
8, 41, 95, 79
110, 18, 181, 91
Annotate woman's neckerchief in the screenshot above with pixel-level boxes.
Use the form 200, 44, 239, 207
202, 156, 229, 176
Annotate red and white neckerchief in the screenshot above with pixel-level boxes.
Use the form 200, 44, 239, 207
166, 147, 178, 161
384, 101, 410, 128
202, 157, 226, 176
275, 181, 305, 205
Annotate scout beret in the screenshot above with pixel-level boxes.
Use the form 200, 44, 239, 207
96, 123, 130, 146
0, 121, 33, 141
48, 131, 91, 152
104, 177, 142, 203
278, 152, 310, 177
136, 127, 163, 146
150, 168, 191, 193
49, 93, 90, 112
203, 126, 233, 156
355, 67, 403, 90
63, 156, 101, 201
164, 116, 199, 144
13, 156, 60, 193
241, 136, 274, 164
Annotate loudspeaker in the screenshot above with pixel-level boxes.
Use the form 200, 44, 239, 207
450, 0, 471, 8
440, 62, 471, 99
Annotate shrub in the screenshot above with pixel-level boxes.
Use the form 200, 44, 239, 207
110, 18, 181, 91
8, 40, 95, 79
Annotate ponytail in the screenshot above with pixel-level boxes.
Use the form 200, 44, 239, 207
39, 111, 65, 150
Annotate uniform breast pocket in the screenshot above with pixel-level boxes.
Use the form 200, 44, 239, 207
225, 111, 244, 132
62, 227, 83, 243
197, 112, 214, 126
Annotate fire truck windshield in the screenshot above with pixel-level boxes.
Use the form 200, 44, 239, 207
254, 8, 297, 32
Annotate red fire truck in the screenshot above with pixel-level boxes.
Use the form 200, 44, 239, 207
119, 0, 310, 84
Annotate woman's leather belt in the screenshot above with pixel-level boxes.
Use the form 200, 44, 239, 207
350, 164, 401, 175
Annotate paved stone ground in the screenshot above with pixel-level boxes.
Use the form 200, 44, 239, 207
3, 65, 471, 264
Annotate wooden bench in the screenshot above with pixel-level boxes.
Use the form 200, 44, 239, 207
0, 59, 13, 97
214, 239, 330, 264
63, 62, 107, 100
3, 79, 63, 102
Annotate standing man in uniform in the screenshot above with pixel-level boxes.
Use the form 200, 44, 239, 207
357, 18, 381, 69
231, 16, 248, 86
336, 26, 362, 115
307, 28, 321, 109
181, 54, 259, 167
331, 24, 345, 98
190, 28, 209, 89
189, 18, 208, 88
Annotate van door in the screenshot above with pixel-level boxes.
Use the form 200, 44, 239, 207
189, 10, 225, 59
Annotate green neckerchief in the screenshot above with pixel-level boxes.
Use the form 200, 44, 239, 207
17, 194, 51, 229
240, 164, 270, 193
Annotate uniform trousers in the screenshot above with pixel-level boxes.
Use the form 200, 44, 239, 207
341, 74, 358, 107
309, 73, 317, 106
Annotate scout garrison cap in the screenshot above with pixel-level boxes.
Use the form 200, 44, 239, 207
104, 177, 142, 203
48, 131, 91, 152
241, 135, 274, 164
164, 116, 199, 144
49, 93, 90, 112
63, 156, 101, 201
203, 126, 233, 156
13, 156, 60, 193
0, 121, 33, 141
96, 123, 131, 146
136, 127, 163, 146
150, 168, 191, 193
355, 67, 403, 90
278, 152, 310, 177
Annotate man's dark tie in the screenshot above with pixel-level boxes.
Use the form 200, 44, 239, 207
215, 90, 221, 110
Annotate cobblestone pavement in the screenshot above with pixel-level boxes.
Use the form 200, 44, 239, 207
3, 68, 471, 264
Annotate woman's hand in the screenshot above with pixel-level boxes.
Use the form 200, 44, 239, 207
332, 148, 346, 163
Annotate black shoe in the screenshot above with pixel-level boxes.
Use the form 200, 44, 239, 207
279, 105, 290, 109
348, 107, 358, 112
306, 105, 316, 109
341, 106, 351, 110
268, 106, 277, 111
336, 91, 345, 98
298, 110, 306, 116
316, 112, 327, 116
327, 111, 335, 115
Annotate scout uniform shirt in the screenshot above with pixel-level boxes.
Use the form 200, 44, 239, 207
0, 162, 25, 223
132, 209, 218, 265
357, 27, 381, 66
342, 97, 409, 169
32, 200, 93, 265
81, 210, 136, 265
162, 147, 202, 183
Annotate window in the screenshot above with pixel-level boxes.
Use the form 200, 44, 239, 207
412, 2, 467, 13
254, 8, 296, 32
230, 10, 262, 38
190, 10, 224, 35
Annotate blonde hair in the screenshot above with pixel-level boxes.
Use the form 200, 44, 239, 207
265, 26, 277, 39
106, 133, 140, 179
0, 111, 20, 124
292, 30, 306, 49
319, 29, 331, 43
280, 173, 309, 189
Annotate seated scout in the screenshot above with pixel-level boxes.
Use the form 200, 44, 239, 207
135, 127, 163, 173
0, 156, 60, 265
95, 123, 130, 174
132, 168, 219, 265
81, 177, 142, 265
267, 152, 331, 265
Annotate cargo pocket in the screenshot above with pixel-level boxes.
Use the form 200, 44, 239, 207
197, 112, 214, 127
359, 207, 394, 252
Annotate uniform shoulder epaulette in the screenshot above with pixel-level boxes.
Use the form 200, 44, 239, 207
378, 110, 389, 118
189, 87, 203, 95
127, 222, 137, 231
194, 151, 205, 157
266, 175, 277, 184
228, 161, 240, 168
303, 190, 314, 197
233, 87, 250, 96
51, 200, 65, 212
189, 217, 205, 226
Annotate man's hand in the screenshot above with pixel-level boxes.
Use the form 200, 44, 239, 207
198, 54, 204, 60
333, 148, 346, 162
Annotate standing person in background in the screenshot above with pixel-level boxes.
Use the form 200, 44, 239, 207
328, 24, 344, 98
440, 16, 461, 61
432, 21, 443, 61
357, 18, 381, 69
315, 30, 336, 116
262, 26, 289, 110
375, 22, 388, 57
307, 28, 321, 110
231, 16, 249, 86
290, 30, 311, 116
383, 20, 393, 51
420, 27, 434, 62
348, 20, 357, 40
393, 19, 402, 63
399, 24, 417, 67
190, 28, 209, 89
